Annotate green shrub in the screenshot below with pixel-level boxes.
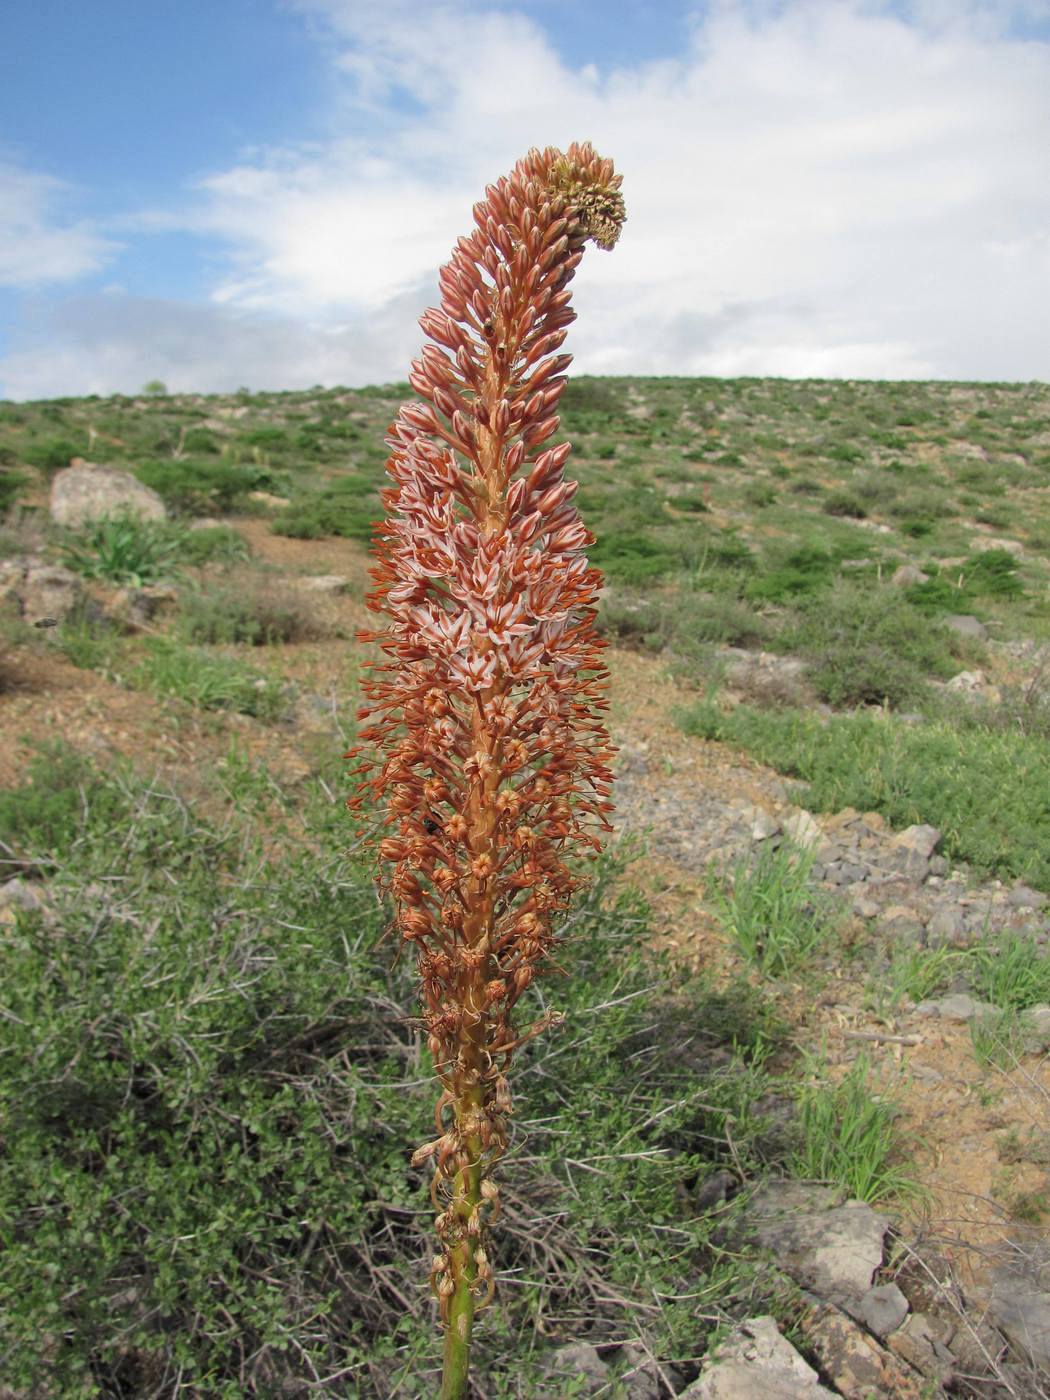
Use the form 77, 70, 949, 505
789, 1054, 915, 1204
709, 841, 839, 977
0, 764, 783, 1396
0, 468, 28, 514
589, 530, 681, 585
822, 491, 867, 519
0, 742, 129, 864
179, 581, 325, 646
176, 524, 250, 567
22, 437, 85, 473
746, 544, 838, 603
135, 458, 276, 514
783, 581, 963, 708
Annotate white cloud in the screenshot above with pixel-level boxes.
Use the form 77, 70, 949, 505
4, 0, 1049, 394
0, 163, 118, 288
0, 288, 429, 401
182, 0, 1050, 383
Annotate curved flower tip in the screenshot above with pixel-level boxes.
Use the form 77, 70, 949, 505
542, 140, 627, 251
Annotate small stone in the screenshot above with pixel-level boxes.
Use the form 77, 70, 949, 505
891, 564, 929, 587
853, 897, 880, 920
915, 992, 997, 1022
979, 537, 1024, 557
1021, 1005, 1050, 1051
893, 824, 942, 859
855, 1282, 910, 1338
784, 810, 822, 850
988, 1288, 1050, 1367
21, 563, 83, 626
803, 1298, 924, 1397
946, 669, 987, 693
928, 855, 949, 877
1008, 884, 1047, 910
944, 614, 988, 641
748, 1182, 888, 1305
0, 879, 49, 912
539, 1342, 609, 1395
751, 811, 781, 841
926, 907, 967, 947
297, 574, 349, 594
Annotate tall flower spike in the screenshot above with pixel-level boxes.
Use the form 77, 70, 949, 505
345, 142, 624, 1398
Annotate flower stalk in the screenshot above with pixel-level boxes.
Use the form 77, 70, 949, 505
345, 143, 624, 1397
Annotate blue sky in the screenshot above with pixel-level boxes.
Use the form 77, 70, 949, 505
2, 0, 1048, 398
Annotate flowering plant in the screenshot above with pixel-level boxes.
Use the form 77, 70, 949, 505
346, 142, 624, 1397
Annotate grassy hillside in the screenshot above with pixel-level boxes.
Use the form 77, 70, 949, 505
2, 376, 1049, 1396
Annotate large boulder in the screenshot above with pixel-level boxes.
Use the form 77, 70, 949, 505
50, 460, 166, 528
21, 563, 83, 625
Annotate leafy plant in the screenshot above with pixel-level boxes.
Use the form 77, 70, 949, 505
60, 512, 182, 586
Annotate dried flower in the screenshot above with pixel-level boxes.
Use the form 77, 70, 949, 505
345, 141, 623, 1396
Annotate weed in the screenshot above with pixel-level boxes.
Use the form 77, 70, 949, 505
970, 1008, 1028, 1070
131, 637, 289, 718
966, 933, 1050, 1011
708, 840, 839, 977
789, 1053, 917, 1204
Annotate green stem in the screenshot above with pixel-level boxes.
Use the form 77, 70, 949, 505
440, 1147, 481, 1400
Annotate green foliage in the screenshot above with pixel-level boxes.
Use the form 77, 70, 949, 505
969, 1009, 1029, 1070
141, 379, 168, 396
966, 934, 1050, 1011
783, 580, 964, 708
907, 548, 1025, 614
675, 703, 1050, 890
709, 841, 839, 977
0, 742, 130, 864
131, 637, 289, 718
60, 512, 183, 586
0, 766, 783, 1396
135, 458, 278, 514
0, 468, 28, 514
22, 436, 85, 473
176, 524, 250, 567
588, 529, 682, 584
179, 581, 325, 646
745, 544, 839, 603
789, 1054, 916, 1204
272, 476, 381, 542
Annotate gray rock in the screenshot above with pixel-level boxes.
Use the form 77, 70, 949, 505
891, 564, 929, 587
926, 907, 967, 947
50, 460, 167, 527
539, 1342, 609, 1394
1022, 1005, 1050, 1052
988, 1289, 1050, 1367
748, 1181, 889, 1306
615, 1344, 671, 1400
802, 1298, 927, 1397
853, 897, 880, 920
914, 993, 998, 1022
1008, 884, 1047, 910
855, 1282, 910, 1338
893, 824, 943, 859
0, 878, 49, 912
945, 669, 988, 693
943, 614, 987, 641
21, 563, 83, 625
681, 1316, 835, 1399
751, 810, 781, 842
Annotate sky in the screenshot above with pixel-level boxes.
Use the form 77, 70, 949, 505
1, 0, 1048, 400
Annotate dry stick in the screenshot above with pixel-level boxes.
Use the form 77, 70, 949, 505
346, 143, 625, 1400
